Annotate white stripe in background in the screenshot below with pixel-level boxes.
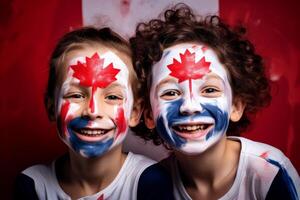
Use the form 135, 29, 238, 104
82, 0, 218, 39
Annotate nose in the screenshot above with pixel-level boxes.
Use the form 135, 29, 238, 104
83, 87, 103, 119
179, 97, 203, 115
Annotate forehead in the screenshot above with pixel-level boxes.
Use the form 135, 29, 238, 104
151, 43, 229, 85
57, 46, 133, 84
65, 46, 131, 70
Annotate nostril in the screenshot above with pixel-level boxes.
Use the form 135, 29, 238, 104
181, 109, 201, 116
180, 100, 203, 115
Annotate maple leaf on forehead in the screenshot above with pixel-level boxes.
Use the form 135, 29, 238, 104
167, 49, 211, 83
70, 53, 120, 88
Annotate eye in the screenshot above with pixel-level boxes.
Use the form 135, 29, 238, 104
160, 90, 181, 100
201, 87, 222, 97
106, 95, 123, 100
105, 94, 124, 105
64, 93, 85, 99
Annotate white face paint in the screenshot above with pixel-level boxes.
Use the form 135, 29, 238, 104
56, 49, 133, 158
150, 43, 233, 154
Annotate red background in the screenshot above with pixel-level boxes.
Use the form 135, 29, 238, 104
1, 0, 299, 198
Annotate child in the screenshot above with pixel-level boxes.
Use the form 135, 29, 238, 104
14, 27, 173, 199
130, 4, 300, 200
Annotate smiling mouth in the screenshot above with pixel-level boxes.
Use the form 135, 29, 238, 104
74, 128, 113, 137
173, 123, 212, 132
172, 123, 213, 139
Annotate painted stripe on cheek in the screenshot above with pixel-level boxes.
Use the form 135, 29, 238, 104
115, 106, 127, 138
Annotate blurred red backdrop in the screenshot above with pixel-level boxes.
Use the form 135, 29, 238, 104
0, 0, 299, 198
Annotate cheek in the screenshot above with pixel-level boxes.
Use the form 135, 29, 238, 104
158, 100, 183, 125
58, 100, 81, 134
115, 106, 127, 137
124, 89, 134, 118
150, 92, 167, 120
57, 100, 71, 135
152, 101, 166, 121
215, 95, 231, 113
198, 94, 231, 113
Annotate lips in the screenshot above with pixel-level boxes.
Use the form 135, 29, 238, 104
72, 127, 115, 142
75, 128, 112, 136
172, 123, 213, 139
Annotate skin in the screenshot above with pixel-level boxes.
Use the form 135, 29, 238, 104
145, 43, 245, 199
56, 49, 133, 158
51, 45, 141, 198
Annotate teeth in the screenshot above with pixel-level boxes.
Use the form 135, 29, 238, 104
176, 124, 210, 132
200, 125, 205, 130
79, 129, 107, 136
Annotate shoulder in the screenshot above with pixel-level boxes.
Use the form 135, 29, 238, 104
120, 152, 156, 186
231, 137, 291, 169
13, 164, 53, 200
21, 163, 54, 183
123, 152, 156, 178
137, 162, 174, 200
231, 137, 300, 199
266, 168, 300, 200
13, 173, 39, 200
128, 152, 156, 167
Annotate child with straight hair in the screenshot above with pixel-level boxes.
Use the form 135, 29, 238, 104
130, 4, 300, 200
14, 27, 173, 200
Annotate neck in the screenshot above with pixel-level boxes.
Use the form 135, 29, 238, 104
174, 136, 240, 197
57, 144, 126, 196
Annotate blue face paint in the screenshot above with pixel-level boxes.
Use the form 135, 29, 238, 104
202, 103, 229, 140
155, 98, 229, 149
67, 117, 114, 158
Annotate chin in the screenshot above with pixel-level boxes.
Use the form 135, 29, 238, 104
176, 134, 223, 155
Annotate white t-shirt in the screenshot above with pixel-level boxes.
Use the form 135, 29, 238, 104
21, 152, 155, 200
162, 137, 300, 200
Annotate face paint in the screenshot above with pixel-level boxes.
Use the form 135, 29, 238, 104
56, 50, 133, 158
150, 43, 232, 154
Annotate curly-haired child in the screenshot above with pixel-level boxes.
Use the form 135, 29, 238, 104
130, 4, 300, 200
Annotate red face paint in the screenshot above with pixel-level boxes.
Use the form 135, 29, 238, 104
167, 49, 211, 98
115, 106, 127, 138
59, 101, 71, 136
70, 52, 120, 113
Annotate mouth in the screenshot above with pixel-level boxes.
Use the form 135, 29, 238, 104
75, 128, 112, 136
172, 123, 213, 139
72, 127, 114, 142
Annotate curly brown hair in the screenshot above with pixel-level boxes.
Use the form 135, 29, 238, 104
130, 4, 271, 146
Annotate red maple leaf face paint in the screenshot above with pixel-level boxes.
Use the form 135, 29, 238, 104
167, 49, 211, 98
56, 49, 134, 158
150, 43, 233, 154
70, 53, 120, 113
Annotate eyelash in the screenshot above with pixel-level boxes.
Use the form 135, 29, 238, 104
160, 89, 181, 101
201, 87, 222, 97
105, 95, 124, 101
202, 87, 219, 93
64, 93, 85, 99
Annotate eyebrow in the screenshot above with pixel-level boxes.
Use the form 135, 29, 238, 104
155, 77, 179, 92
204, 74, 224, 81
66, 81, 127, 91
105, 82, 127, 91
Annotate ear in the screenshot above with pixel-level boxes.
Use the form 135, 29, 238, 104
129, 98, 144, 127
143, 108, 155, 129
230, 98, 246, 122
45, 96, 56, 121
